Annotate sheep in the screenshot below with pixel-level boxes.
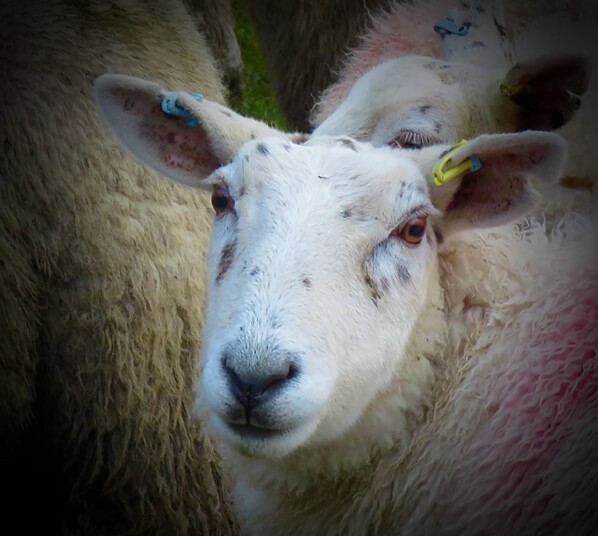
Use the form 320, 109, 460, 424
313, 0, 596, 186
94, 74, 597, 535
244, 0, 592, 130
310, 0, 597, 231
0, 1, 238, 533
303, 4, 597, 532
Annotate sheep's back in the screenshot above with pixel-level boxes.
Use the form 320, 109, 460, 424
0, 0, 236, 533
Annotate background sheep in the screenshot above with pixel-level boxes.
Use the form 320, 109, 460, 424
95, 75, 597, 535
243, 0, 595, 131
0, 1, 238, 533
312, 0, 596, 219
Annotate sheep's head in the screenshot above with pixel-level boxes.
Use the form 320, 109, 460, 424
312, 0, 589, 148
315, 52, 590, 149
94, 74, 566, 460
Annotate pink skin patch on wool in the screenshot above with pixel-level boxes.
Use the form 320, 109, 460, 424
491, 287, 597, 440
448, 271, 598, 524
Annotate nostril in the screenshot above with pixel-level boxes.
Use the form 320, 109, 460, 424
222, 357, 247, 402
221, 355, 299, 407
287, 362, 299, 381
249, 361, 300, 396
257, 362, 297, 394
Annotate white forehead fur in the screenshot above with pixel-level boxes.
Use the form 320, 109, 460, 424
218, 136, 431, 215
315, 55, 509, 147
198, 135, 440, 461
315, 56, 468, 143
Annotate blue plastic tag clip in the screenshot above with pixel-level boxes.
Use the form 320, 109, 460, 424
434, 17, 470, 37
161, 92, 204, 127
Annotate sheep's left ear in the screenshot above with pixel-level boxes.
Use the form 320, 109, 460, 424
500, 54, 590, 131
93, 74, 285, 187
412, 131, 567, 235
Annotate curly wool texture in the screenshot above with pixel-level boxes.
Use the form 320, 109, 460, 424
0, 0, 236, 534
378, 211, 598, 535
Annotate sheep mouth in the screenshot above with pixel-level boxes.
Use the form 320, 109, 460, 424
227, 423, 289, 440
215, 413, 321, 457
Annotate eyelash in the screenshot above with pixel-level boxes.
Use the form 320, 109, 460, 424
388, 130, 438, 150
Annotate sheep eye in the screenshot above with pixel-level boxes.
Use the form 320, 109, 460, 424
211, 186, 234, 216
400, 141, 423, 150
388, 130, 436, 150
394, 216, 428, 245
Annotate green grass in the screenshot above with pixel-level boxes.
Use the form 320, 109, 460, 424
230, 0, 287, 130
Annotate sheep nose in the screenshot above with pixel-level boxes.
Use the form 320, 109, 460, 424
222, 357, 298, 409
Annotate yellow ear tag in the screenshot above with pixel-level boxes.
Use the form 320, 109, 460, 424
432, 139, 482, 186
500, 81, 524, 97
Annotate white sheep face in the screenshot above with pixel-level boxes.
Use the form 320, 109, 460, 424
315, 56, 478, 147
198, 137, 439, 458
315, 52, 589, 148
93, 74, 566, 462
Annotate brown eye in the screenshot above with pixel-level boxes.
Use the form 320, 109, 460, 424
211, 186, 234, 216
395, 216, 428, 245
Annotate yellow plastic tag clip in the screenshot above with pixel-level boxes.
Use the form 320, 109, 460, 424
432, 139, 482, 186
500, 82, 524, 98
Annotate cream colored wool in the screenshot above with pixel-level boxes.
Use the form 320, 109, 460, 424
0, 0, 236, 533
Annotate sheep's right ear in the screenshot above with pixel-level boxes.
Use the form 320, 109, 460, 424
93, 74, 285, 187
500, 54, 590, 131
411, 131, 567, 236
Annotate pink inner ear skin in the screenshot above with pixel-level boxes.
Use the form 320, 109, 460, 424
121, 95, 162, 116
108, 90, 221, 175
154, 123, 219, 173
446, 144, 556, 223
448, 170, 526, 221
128, 101, 220, 174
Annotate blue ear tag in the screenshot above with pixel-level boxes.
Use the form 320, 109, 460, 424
468, 155, 482, 173
160, 92, 204, 127
434, 17, 470, 37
